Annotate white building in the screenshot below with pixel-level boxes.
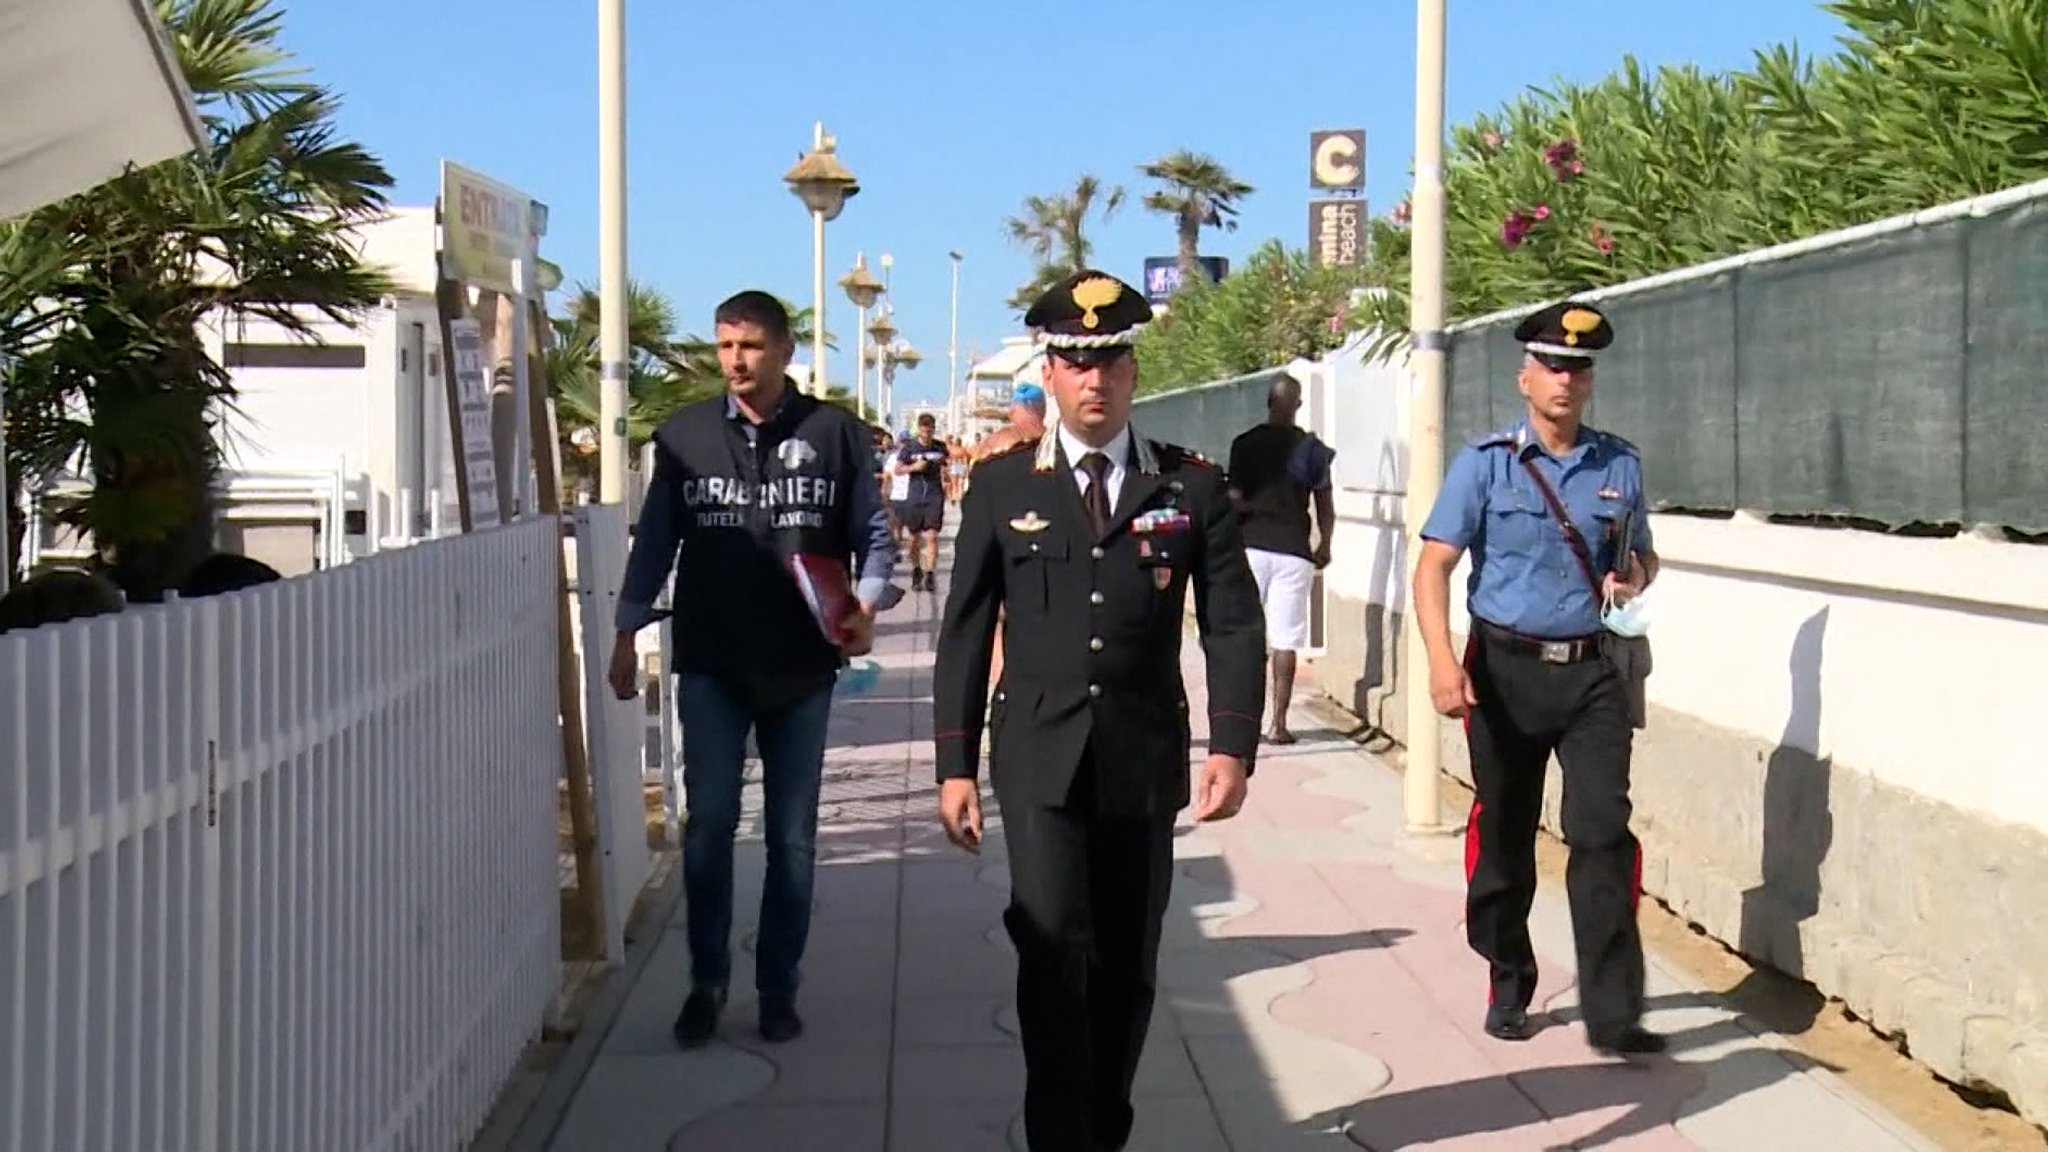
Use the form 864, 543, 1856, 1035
27, 207, 476, 577
958, 336, 1045, 442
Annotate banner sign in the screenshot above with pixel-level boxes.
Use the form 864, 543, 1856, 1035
447, 318, 501, 529
440, 160, 533, 294
1309, 199, 1366, 267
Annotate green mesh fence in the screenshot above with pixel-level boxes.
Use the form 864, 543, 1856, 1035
1133, 194, 2048, 532
1447, 195, 2048, 532
1129, 368, 1288, 462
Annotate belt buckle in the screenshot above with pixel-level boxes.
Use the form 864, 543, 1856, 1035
1540, 640, 1572, 664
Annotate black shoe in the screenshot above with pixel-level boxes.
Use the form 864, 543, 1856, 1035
1483, 1005, 1539, 1041
758, 998, 804, 1043
911, 569, 926, 591
672, 987, 725, 1049
1590, 1025, 1668, 1057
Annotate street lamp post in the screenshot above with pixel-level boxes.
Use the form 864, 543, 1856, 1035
840, 253, 884, 422
867, 309, 899, 426
1403, 0, 1450, 834
873, 339, 921, 427
596, 0, 630, 503
947, 250, 962, 437
783, 122, 860, 396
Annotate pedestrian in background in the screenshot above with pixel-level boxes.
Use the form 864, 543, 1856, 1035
1225, 371, 1336, 744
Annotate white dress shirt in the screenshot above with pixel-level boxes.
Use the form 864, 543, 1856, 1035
1058, 422, 1131, 511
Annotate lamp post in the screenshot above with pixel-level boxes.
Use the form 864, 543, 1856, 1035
872, 339, 921, 428
783, 121, 859, 396
1403, 0, 1450, 835
596, 0, 630, 503
840, 253, 884, 422
947, 250, 962, 437
867, 309, 898, 426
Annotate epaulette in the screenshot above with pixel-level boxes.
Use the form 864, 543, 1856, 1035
973, 436, 1037, 468
1596, 430, 1640, 456
1468, 429, 1517, 451
1154, 440, 1217, 469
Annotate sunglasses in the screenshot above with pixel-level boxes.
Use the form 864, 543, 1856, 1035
1048, 346, 1133, 370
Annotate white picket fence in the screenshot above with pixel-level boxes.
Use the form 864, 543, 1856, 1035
569, 504, 656, 963
0, 517, 565, 1152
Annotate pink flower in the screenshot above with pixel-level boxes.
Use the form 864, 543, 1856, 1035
1481, 130, 1504, 152
1391, 199, 1412, 225
1544, 138, 1583, 182
1500, 210, 1534, 248
1532, 204, 1551, 220
1590, 223, 1615, 254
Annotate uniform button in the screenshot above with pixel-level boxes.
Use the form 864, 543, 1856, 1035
1089, 637, 1104, 652
1090, 546, 1105, 560
1087, 684, 1102, 698
1090, 591, 1105, 605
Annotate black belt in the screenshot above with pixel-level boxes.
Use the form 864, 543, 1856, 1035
1476, 619, 1602, 665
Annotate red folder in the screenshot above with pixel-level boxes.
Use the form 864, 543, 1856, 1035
786, 553, 856, 643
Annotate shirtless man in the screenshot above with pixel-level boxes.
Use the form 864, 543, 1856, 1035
968, 382, 1049, 690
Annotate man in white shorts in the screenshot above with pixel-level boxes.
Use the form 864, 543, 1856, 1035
1226, 373, 1336, 744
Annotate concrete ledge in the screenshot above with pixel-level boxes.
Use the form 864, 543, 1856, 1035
1312, 591, 2048, 1128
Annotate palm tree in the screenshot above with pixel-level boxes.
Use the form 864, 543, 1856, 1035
544, 286, 841, 495
1139, 150, 1254, 283
1003, 173, 1127, 312
545, 280, 710, 494
1, 0, 392, 599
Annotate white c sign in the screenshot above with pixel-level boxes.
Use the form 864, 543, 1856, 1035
1313, 134, 1362, 188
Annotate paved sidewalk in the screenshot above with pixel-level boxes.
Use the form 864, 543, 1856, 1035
525, 569, 1931, 1151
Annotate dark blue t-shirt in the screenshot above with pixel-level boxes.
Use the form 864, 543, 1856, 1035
896, 439, 949, 505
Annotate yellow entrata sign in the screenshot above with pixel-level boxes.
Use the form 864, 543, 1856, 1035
439, 160, 535, 295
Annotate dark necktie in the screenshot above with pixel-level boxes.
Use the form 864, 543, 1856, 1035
1078, 451, 1112, 537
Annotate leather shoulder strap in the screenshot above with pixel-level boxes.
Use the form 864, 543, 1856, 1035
1517, 456, 1603, 600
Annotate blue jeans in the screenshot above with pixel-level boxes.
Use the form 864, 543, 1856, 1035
677, 672, 835, 1003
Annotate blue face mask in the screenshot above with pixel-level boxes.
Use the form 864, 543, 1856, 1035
1601, 588, 1654, 638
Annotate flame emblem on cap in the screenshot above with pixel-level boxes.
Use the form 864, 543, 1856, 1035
1560, 307, 1601, 347
1072, 277, 1122, 330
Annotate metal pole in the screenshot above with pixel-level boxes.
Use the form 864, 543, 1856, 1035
597, 0, 630, 504
856, 303, 869, 419
809, 121, 828, 399
811, 210, 827, 397
511, 256, 533, 520
948, 251, 961, 437
0, 378, 11, 595
1403, 0, 1449, 834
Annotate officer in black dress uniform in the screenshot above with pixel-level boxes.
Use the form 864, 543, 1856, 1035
932, 270, 1268, 1150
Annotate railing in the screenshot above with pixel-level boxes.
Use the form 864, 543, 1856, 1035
0, 517, 565, 1152
570, 505, 655, 962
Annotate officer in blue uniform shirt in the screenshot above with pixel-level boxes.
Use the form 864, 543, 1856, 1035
1411, 299, 1665, 1056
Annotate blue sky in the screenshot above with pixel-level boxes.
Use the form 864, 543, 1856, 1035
283, 0, 1848, 408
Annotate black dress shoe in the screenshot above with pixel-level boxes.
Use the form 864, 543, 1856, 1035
672, 987, 725, 1049
1483, 1005, 1539, 1041
1590, 1025, 1668, 1057
759, 998, 804, 1043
